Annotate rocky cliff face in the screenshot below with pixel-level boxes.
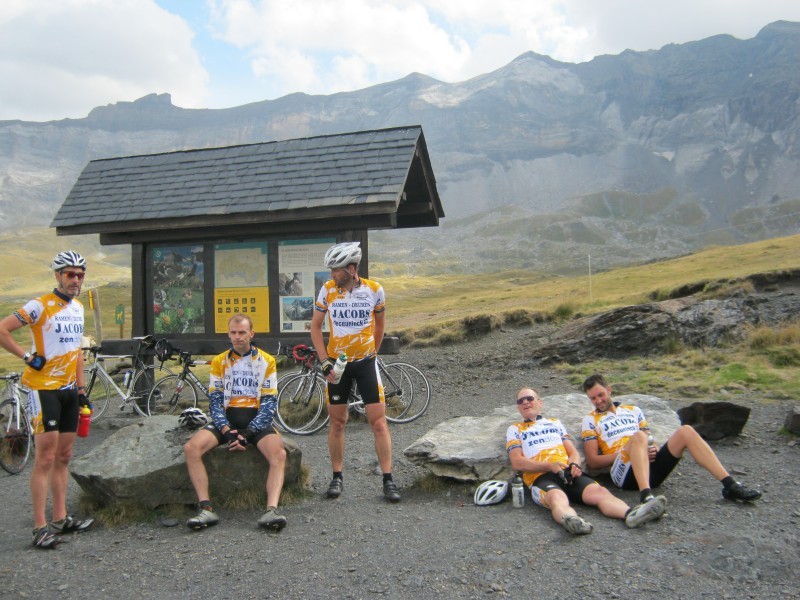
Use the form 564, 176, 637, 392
2, 22, 799, 274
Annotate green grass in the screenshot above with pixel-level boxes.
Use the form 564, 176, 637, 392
557, 321, 800, 404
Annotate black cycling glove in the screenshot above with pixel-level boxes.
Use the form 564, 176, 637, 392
320, 358, 335, 376
28, 352, 46, 371
78, 393, 92, 410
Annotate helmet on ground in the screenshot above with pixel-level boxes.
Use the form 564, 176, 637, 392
474, 480, 509, 506
51, 250, 86, 271
178, 408, 209, 428
323, 242, 361, 269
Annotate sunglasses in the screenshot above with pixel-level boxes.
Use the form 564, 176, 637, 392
516, 395, 538, 405
60, 270, 85, 280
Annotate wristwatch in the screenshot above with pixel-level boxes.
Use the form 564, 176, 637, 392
22, 352, 31, 362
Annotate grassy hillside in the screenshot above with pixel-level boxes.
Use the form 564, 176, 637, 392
1, 231, 798, 379
381, 233, 800, 334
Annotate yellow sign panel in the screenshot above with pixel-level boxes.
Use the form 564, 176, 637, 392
214, 287, 270, 333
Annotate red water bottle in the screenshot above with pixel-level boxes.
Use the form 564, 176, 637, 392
77, 406, 92, 437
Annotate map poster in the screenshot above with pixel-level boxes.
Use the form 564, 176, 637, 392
278, 238, 335, 333
213, 242, 270, 333
152, 245, 205, 334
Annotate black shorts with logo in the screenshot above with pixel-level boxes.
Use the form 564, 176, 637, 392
30, 388, 79, 434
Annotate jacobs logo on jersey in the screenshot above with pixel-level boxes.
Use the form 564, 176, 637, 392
54, 322, 83, 334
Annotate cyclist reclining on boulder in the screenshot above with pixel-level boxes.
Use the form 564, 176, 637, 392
506, 387, 666, 535
580, 373, 761, 508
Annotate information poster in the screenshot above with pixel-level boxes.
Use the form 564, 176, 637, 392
213, 242, 270, 333
152, 245, 205, 334
278, 238, 335, 333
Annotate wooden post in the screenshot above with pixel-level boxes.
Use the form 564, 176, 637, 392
89, 289, 103, 343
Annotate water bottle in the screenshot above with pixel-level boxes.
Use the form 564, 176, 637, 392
511, 474, 525, 508
648, 434, 656, 448
123, 369, 133, 388
77, 406, 92, 438
332, 353, 347, 384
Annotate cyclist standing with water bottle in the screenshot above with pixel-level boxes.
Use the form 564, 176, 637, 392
310, 241, 400, 503
0, 251, 94, 549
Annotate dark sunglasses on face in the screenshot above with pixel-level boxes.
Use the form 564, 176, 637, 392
516, 395, 537, 405
60, 270, 85, 280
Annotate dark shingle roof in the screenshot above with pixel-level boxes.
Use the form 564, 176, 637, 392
52, 126, 443, 242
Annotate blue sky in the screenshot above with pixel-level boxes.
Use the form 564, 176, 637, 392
2, 0, 800, 122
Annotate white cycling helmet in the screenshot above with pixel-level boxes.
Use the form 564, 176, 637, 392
474, 480, 510, 506
178, 408, 209, 429
323, 242, 362, 269
51, 250, 86, 271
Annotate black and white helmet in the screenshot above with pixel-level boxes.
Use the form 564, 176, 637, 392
323, 242, 361, 269
178, 408, 209, 429
51, 250, 86, 271
474, 480, 509, 506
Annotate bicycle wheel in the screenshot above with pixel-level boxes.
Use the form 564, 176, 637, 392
83, 367, 110, 421
130, 365, 175, 417
275, 373, 328, 435
147, 373, 198, 416
382, 362, 431, 423
0, 398, 32, 474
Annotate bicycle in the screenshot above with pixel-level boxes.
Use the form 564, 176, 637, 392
146, 339, 207, 416
83, 335, 174, 420
275, 344, 431, 435
0, 373, 33, 474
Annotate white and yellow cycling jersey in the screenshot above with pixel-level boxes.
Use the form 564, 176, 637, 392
315, 277, 385, 361
580, 403, 649, 464
208, 347, 277, 410
506, 416, 571, 488
14, 291, 83, 390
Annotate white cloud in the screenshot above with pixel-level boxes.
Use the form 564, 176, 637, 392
0, 0, 208, 121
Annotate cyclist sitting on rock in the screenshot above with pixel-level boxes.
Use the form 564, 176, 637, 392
0, 251, 94, 549
183, 313, 287, 531
507, 387, 666, 535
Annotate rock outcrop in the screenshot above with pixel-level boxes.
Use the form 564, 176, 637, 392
70, 416, 302, 508
403, 393, 680, 482
531, 279, 800, 364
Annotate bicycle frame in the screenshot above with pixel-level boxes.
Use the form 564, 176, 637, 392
0, 373, 33, 474
84, 336, 174, 419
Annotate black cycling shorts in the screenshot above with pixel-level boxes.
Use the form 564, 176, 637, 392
620, 444, 681, 490
533, 472, 599, 506
326, 355, 384, 406
29, 388, 79, 434
203, 407, 278, 445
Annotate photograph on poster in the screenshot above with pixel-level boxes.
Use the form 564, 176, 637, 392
152, 245, 205, 334
278, 239, 334, 333
279, 272, 303, 296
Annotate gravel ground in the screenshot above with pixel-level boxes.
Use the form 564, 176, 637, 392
1, 324, 798, 599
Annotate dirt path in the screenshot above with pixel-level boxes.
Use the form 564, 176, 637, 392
1, 325, 797, 599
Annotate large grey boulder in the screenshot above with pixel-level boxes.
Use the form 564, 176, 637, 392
785, 406, 800, 435
404, 394, 680, 482
70, 416, 302, 509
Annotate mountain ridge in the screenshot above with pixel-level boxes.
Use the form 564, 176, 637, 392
2, 21, 799, 274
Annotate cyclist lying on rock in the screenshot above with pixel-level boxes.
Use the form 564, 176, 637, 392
183, 313, 288, 531
506, 387, 666, 535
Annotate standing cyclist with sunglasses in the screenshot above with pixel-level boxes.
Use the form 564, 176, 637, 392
0, 251, 94, 549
